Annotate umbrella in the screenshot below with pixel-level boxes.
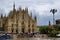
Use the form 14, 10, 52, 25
0, 34, 12, 39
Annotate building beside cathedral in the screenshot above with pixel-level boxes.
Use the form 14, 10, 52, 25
0, 3, 38, 34
56, 19, 60, 26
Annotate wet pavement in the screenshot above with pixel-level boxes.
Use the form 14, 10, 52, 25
1, 38, 60, 40
12, 37, 60, 40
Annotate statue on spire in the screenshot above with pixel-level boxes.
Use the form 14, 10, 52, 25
13, 2, 16, 11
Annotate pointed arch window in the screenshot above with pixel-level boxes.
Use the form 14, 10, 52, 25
32, 25, 34, 32
12, 24, 13, 33
22, 13, 24, 19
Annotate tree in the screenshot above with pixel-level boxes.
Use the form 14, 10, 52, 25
50, 9, 57, 27
39, 26, 49, 34
39, 26, 58, 37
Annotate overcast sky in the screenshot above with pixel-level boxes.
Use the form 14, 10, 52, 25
0, 0, 60, 26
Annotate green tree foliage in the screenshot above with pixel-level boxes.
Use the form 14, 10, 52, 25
55, 26, 60, 31
39, 26, 48, 34
39, 26, 59, 37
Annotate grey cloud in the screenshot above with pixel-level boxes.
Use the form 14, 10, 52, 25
0, 0, 60, 26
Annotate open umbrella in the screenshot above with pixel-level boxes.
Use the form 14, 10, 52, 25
0, 34, 13, 39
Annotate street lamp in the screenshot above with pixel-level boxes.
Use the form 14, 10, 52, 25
50, 9, 57, 27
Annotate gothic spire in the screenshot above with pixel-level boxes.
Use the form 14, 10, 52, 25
13, 2, 16, 11
1, 13, 3, 18
4, 14, 6, 18
25, 7, 28, 13
31, 12, 32, 17
49, 21, 51, 26
19, 7, 21, 10
34, 16, 37, 21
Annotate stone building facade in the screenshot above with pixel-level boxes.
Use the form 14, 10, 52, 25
56, 19, 60, 26
0, 3, 37, 34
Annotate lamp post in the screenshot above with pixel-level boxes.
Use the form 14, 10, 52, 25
50, 9, 57, 27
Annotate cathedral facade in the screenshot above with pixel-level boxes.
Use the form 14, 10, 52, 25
0, 3, 37, 34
